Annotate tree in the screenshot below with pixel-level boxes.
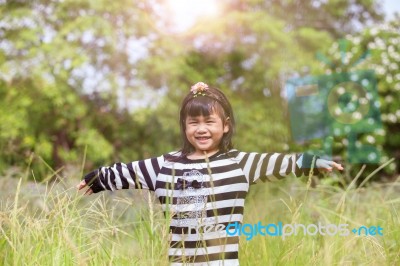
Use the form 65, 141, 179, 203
0, 0, 155, 176
316, 17, 400, 179
249, 0, 384, 37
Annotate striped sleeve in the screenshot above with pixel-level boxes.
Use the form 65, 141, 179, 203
235, 152, 319, 184
83, 155, 164, 193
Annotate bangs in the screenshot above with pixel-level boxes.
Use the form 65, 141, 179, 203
182, 96, 224, 118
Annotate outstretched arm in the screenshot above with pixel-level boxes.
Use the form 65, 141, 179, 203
235, 152, 343, 184
77, 155, 165, 195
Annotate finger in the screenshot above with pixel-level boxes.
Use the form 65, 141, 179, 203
84, 188, 93, 195
77, 180, 87, 190
332, 162, 344, 171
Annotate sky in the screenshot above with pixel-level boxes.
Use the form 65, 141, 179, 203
383, 0, 400, 20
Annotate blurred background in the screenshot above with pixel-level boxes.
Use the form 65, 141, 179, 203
1, 0, 399, 182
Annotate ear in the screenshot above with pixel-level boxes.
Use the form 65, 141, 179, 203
223, 117, 230, 133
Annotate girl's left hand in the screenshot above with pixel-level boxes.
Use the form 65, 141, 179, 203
316, 158, 344, 172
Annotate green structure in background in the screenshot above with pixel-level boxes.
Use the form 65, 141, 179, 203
286, 69, 382, 164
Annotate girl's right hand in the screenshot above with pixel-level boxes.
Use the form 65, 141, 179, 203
77, 180, 93, 195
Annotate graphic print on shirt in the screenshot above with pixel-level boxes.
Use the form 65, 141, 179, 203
176, 169, 210, 227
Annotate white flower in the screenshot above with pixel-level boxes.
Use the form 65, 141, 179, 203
366, 135, 375, 144
388, 114, 397, 123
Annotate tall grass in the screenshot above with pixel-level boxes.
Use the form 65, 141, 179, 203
242, 176, 400, 265
0, 163, 399, 265
0, 168, 169, 266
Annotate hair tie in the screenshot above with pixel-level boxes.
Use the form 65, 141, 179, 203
190, 82, 209, 97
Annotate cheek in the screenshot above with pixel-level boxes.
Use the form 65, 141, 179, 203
185, 126, 194, 136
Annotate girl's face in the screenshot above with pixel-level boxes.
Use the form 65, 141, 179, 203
185, 112, 229, 157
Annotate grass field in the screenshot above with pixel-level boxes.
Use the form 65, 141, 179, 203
0, 164, 399, 265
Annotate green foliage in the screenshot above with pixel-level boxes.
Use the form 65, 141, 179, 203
255, 0, 384, 37
0, 0, 394, 182
0, 0, 156, 178
319, 18, 400, 178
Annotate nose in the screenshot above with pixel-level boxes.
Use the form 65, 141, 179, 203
196, 123, 207, 133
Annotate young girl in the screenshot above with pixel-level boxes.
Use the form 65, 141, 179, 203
77, 82, 343, 265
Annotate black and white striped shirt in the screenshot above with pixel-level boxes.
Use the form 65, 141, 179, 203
84, 150, 316, 265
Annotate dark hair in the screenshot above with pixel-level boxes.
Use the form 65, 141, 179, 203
178, 86, 235, 157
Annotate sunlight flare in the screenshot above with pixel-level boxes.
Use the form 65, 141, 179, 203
164, 0, 220, 32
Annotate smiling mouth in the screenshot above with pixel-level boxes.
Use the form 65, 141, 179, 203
195, 136, 211, 141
